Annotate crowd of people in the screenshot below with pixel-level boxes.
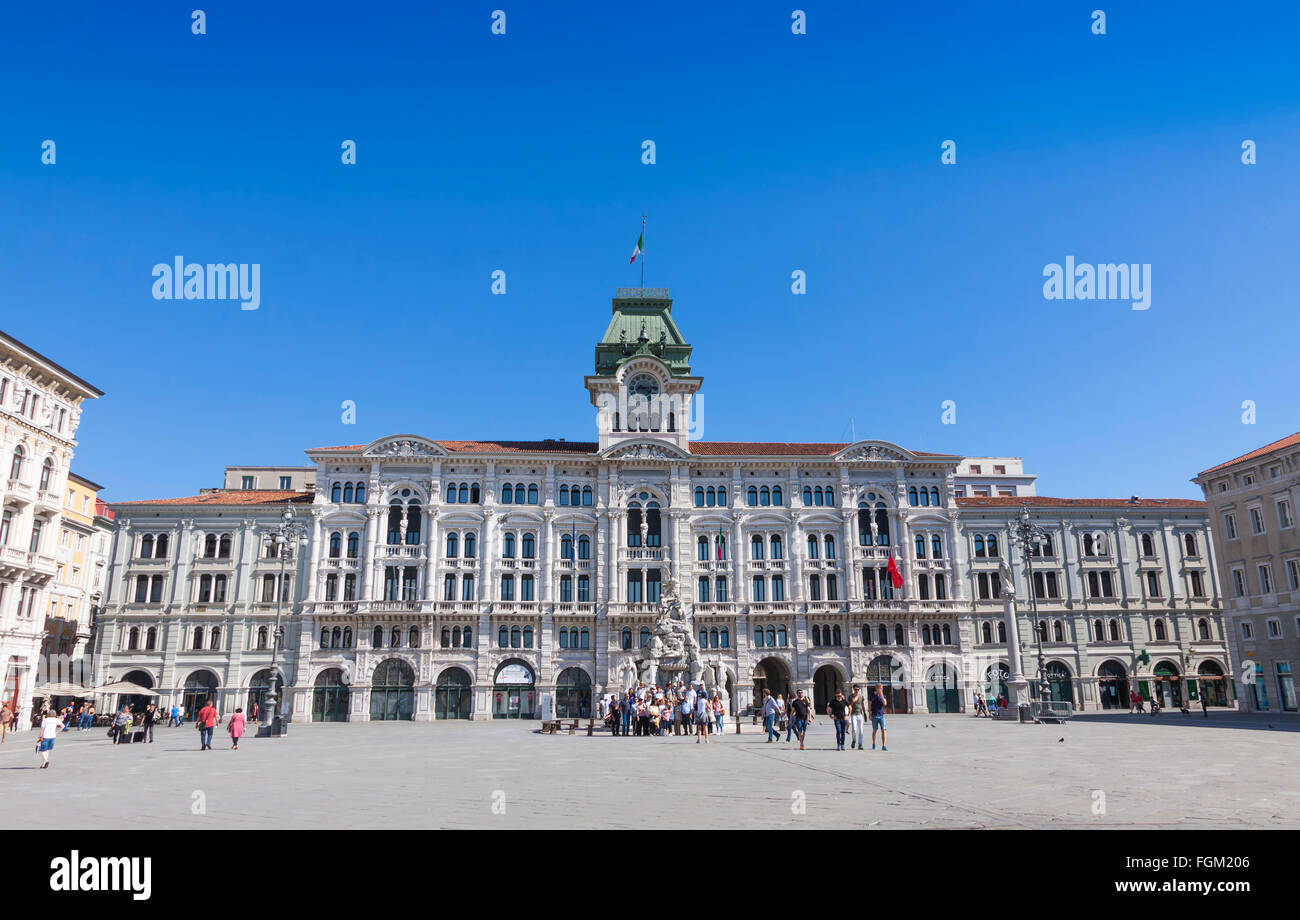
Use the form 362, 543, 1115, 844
759, 684, 888, 751
600, 682, 728, 742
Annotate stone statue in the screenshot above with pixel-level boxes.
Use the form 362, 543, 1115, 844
636, 576, 709, 692
399, 507, 409, 542
868, 513, 878, 545
639, 517, 649, 547
999, 557, 1016, 599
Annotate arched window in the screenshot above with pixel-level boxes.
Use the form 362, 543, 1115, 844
37, 456, 52, 492
446, 482, 458, 503
441, 627, 451, 648
1109, 619, 1121, 641
409, 626, 420, 648
697, 536, 709, 562
1094, 619, 1105, 641
155, 534, 169, 557
803, 486, 813, 506
578, 535, 590, 559
219, 534, 232, 558
343, 627, 352, 647
329, 533, 341, 558
527, 484, 538, 504
719, 628, 729, 648
127, 627, 140, 650
521, 533, 535, 559
807, 535, 819, 559
813, 625, 823, 646
694, 486, 704, 507
981, 622, 992, 643
915, 534, 926, 559
825, 535, 835, 559
759, 486, 771, 506
502, 483, 514, 504
922, 625, 931, 645
770, 535, 783, 560
209, 627, 221, 650
909, 486, 919, 506
562, 534, 574, 560
827, 575, 838, 600
751, 535, 764, 560
1141, 533, 1155, 556
622, 628, 632, 650
503, 533, 516, 558
560, 628, 570, 649
930, 487, 940, 506
373, 626, 384, 648
1154, 619, 1167, 641
498, 626, 509, 648
1184, 533, 1197, 555
639, 627, 650, 647
895, 624, 905, 645
706, 487, 716, 507
932, 534, 943, 559
997, 622, 1006, 643
204, 533, 217, 557
974, 535, 985, 557
355, 482, 366, 503
1198, 618, 1210, 640
331, 482, 342, 502
776, 625, 787, 646
747, 486, 758, 506
767, 626, 777, 646
8, 446, 24, 482
718, 486, 727, 505
1053, 621, 1064, 642
464, 533, 476, 557
772, 486, 782, 506
343, 483, 354, 504
582, 486, 592, 506
560, 485, 570, 506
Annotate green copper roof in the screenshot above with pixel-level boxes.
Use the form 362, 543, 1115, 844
593, 289, 693, 377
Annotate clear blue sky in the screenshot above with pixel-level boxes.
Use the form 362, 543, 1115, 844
2, 1, 1296, 502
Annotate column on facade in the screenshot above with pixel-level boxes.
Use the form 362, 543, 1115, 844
1113, 519, 1132, 605
731, 513, 744, 606
479, 509, 495, 603
790, 512, 805, 602
946, 511, 968, 601
896, 509, 913, 601
840, 511, 857, 602
423, 507, 439, 600
361, 507, 380, 601
169, 520, 195, 610
307, 510, 323, 602
541, 511, 554, 603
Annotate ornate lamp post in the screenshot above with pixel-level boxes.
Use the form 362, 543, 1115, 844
262, 505, 309, 736
1007, 504, 1049, 716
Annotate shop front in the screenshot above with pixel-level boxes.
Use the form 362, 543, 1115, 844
492, 661, 536, 719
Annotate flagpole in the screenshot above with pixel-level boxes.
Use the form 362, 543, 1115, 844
640, 214, 646, 290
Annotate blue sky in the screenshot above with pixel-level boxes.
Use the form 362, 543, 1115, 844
2, 1, 1297, 501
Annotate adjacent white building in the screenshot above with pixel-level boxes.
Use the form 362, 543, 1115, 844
0, 330, 102, 729
92, 289, 1232, 722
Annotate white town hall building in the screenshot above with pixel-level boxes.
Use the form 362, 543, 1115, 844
92, 289, 1234, 721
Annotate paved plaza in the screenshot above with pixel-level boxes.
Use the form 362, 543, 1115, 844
2, 712, 1296, 829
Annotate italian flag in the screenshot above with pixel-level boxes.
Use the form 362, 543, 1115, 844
629, 228, 644, 264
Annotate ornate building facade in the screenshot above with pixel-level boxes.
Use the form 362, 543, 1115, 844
0, 330, 103, 729
93, 290, 1233, 721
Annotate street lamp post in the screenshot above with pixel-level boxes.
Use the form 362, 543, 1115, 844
1007, 505, 1049, 717
263, 505, 308, 736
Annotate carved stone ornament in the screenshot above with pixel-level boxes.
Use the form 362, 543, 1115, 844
611, 443, 679, 461
843, 444, 903, 463
368, 439, 437, 458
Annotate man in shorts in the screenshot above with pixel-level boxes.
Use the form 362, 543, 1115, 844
869, 684, 888, 751
789, 690, 812, 751
37, 709, 63, 768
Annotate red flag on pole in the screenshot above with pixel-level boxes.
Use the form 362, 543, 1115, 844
887, 553, 904, 589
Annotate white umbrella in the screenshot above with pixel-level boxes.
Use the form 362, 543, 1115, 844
93, 680, 158, 696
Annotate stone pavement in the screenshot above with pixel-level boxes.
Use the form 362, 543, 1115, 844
1, 711, 1295, 829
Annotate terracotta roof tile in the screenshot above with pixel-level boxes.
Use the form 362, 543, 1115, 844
956, 496, 1205, 510
436, 440, 599, 454
688, 441, 847, 456
113, 490, 313, 508
1198, 431, 1300, 476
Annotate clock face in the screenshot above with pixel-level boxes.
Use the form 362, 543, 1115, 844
627, 374, 659, 397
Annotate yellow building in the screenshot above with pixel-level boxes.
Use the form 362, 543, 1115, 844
41, 472, 113, 693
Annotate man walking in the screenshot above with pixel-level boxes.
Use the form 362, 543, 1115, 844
827, 689, 850, 751
761, 689, 778, 742
37, 708, 63, 768
849, 684, 866, 749
197, 698, 219, 750
789, 690, 812, 751
695, 689, 710, 744
869, 684, 888, 751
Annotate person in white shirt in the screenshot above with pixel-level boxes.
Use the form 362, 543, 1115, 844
37, 710, 63, 769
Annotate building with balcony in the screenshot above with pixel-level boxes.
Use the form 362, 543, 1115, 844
0, 330, 103, 729
91, 289, 1230, 722
1193, 431, 1300, 713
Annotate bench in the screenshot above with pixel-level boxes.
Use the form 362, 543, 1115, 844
540, 721, 559, 734
566, 719, 579, 734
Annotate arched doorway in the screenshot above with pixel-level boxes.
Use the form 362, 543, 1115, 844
370, 659, 415, 721
753, 657, 792, 708
435, 667, 472, 720
925, 662, 958, 713
1197, 660, 1228, 707
1152, 660, 1183, 709
181, 670, 219, 720
1045, 661, 1074, 706
1097, 660, 1128, 710
983, 663, 1009, 707
312, 668, 350, 722
246, 668, 284, 719
864, 655, 909, 713
813, 664, 845, 713
119, 669, 156, 715
492, 660, 537, 719
555, 667, 591, 718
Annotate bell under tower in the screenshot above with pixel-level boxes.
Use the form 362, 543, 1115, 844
584, 288, 702, 452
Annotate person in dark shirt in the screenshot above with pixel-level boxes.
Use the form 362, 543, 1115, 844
827, 690, 850, 750
869, 685, 888, 751
788, 691, 812, 751
141, 703, 157, 743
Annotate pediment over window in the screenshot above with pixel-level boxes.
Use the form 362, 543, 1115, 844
602, 440, 691, 461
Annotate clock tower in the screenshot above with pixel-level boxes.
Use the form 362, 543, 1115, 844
584, 287, 702, 452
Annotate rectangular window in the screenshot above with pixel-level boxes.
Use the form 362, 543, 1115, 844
1278, 663, 1297, 712
646, 569, 661, 603
241, 475, 255, 489
1250, 508, 1265, 535
1266, 617, 1282, 639
752, 576, 766, 602
1146, 571, 1162, 597
1288, 560, 1300, 591
715, 577, 728, 603
577, 575, 590, 602
969, 464, 982, 474
1259, 565, 1274, 595
520, 574, 535, 602
994, 465, 1006, 474
1224, 514, 1237, 539
462, 575, 475, 601
444, 574, 455, 600
500, 576, 514, 602
627, 572, 642, 603
0, 510, 10, 546
1240, 621, 1254, 640
279, 476, 292, 490
560, 576, 572, 603
29, 520, 43, 553
1232, 568, 1246, 597
1279, 500, 1293, 529
772, 575, 785, 602
1190, 570, 1205, 598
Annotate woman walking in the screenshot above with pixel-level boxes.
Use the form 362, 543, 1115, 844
227, 708, 246, 750
37, 709, 63, 768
